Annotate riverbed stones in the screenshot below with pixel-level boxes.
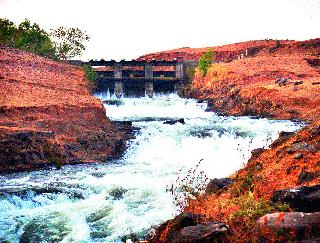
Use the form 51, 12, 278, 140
256, 212, 320, 241
271, 184, 320, 212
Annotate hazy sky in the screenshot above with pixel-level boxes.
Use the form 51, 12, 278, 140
0, 0, 319, 60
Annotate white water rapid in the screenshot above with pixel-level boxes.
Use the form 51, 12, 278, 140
0, 93, 302, 242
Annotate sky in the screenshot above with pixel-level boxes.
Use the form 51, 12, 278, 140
0, 0, 320, 60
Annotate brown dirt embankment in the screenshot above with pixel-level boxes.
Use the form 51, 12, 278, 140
0, 47, 131, 173
143, 39, 320, 241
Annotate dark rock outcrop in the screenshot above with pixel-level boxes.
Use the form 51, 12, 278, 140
271, 184, 320, 212
270, 131, 295, 148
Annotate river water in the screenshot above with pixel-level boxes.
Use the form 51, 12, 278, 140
0, 93, 302, 242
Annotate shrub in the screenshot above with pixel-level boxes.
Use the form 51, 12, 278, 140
167, 160, 209, 211
226, 192, 290, 240
83, 65, 98, 85
198, 49, 214, 76
269, 40, 282, 53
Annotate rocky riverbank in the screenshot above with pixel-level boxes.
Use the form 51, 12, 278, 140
0, 47, 132, 173
143, 39, 320, 242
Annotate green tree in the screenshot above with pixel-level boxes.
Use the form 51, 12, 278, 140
198, 49, 214, 76
0, 18, 56, 59
14, 19, 56, 58
0, 18, 16, 46
50, 27, 90, 60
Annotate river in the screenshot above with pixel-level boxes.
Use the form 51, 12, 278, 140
0, 93, 302, 242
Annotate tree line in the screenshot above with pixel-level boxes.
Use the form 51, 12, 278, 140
0, 18, 89, 60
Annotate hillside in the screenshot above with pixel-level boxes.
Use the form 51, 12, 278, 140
0, 47, 130, 172
146, 39, 320, 242
139, 39, 320, 122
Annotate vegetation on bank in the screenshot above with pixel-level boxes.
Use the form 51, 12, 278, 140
161, 39, 320, 241
0, 18, 90, 60
83, 65, 98, 84
197, 48, 214, 76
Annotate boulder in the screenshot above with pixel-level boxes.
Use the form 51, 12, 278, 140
180, 222, 229, 242
256, 212, 320, 241
251, 148, 265, 158
205, 178, 234, 194
276, 78, 288, 86
163, 118, 185, 125
271, 184, 320, 212
150, 213, 200, 242
150, 213, 229, 243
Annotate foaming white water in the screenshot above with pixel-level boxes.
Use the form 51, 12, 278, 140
0, 93, 302, 242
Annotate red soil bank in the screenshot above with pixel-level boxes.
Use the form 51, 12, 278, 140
0, 47, 129, 173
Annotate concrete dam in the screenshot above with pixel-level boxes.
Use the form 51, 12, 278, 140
87, 59, 196, 97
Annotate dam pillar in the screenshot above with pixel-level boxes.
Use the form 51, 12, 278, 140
114, 63, 122, 79
145, 82, 154, 98
114, 81, 123, 98
175, 61, 184, 80
144, 63, 153, 79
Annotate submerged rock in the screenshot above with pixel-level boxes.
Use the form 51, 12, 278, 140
20, 212, 71, 243
163, 118, 185, 125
